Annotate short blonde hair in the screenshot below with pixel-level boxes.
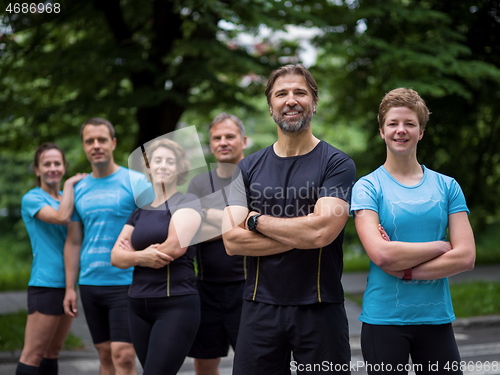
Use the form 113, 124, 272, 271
378, 88, 430, 131
144, 138, 190, 185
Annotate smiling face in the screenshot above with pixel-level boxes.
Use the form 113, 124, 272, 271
35, 149, 66, 189
380, 106, 424, 156
209, 119, 247, 165
82, 124, 116, 168
269, 74, 316, 134
149, 146, 178, 187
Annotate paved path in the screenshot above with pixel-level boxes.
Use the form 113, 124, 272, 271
1, 264, 499, 374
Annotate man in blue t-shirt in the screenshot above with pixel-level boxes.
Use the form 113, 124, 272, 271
223, 65, 356, 374
63, 118, 149, 375
187, 113, 247, 375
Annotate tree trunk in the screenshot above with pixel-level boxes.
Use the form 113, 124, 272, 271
135, 101, 185, 148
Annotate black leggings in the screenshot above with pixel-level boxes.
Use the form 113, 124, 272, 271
128, 295, 200, 375
361, 323, 462, 375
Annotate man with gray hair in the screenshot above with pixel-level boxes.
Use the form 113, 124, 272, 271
187, 113, 248, 375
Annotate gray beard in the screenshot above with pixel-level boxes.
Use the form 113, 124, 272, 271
273, 112, 313, 134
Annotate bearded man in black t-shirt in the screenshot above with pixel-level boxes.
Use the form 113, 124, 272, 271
223, 64, 356, 375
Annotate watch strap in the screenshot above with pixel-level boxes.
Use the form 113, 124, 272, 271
402, 268, 413, 280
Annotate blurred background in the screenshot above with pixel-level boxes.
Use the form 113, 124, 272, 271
1, 0, 499, 290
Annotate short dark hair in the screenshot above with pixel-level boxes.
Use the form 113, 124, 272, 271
33, 142, 66, 186
265, 64, 319, 106
209, 113, 246, 138
80, 117, 115, 139
378, 88, 430, 131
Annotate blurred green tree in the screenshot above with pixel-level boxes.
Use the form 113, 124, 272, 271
314, 0, 500, 227
0, 0, 328, 150
0, 0, 329, 222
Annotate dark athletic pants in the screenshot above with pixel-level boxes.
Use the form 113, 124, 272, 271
233, 300, 351, 375
128, 294, 200, 375
361, 323, 463, 375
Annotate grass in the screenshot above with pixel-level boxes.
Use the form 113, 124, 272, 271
0, 310, 84, 351
450, 281, 500, 318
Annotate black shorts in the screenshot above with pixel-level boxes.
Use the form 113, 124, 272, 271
233, 300, 351, 375
79, 285, 132, 345
27, 286, 65, 315
188, 280, 244, 359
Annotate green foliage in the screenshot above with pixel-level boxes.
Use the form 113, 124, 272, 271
0, 0, 336, 229
1, 0, 500, 267
315, 0, 500, 228
451, 281, 500, 318
474, 221, 500, 265
0, 220, 31, 292
0, 0, 328, 152
0, 310, 83, 351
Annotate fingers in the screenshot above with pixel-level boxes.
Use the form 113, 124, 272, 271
138, 246, 172, 269
119, 238, 130, 249
63, 300, 78, 317
157, 250, 174, 262
68, 173, 88, 184
378, 224, 390, 241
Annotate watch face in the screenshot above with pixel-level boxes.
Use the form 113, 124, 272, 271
248, 214, 259, 231
248, 216, 256, 231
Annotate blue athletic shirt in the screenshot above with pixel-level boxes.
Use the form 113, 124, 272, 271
21, 187, 68, 288
229, 141, 356, 305
187, 171, 245, 283
351, 165, 469, 325
126, 192, 202, 298
72, 167, 152, 286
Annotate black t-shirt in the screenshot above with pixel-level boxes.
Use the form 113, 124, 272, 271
229, 141, 356, 305
187, 170, 245, 282
126, 192, 202, 298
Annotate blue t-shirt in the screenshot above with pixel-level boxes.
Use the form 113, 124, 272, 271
351, 165, 469, 325
229, 141, 356, 305
21, 187, 67, 288
72, 167, 152, 286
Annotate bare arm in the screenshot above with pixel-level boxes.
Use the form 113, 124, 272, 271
222, 205, 295, 256
255, 197, 350, 249
35, 174, 87, 225
156, 208, 202, 259
63, 221, 83, 317
410, 212, 475, 279
111, 224, 174, 269
354, 209, 452, 271
197, 208, 224, 242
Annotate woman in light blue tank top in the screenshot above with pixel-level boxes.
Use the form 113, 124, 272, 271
17, 143, 86, 375
351, 89, 476, 374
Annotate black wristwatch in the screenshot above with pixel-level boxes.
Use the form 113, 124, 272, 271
247, 214, 262, 232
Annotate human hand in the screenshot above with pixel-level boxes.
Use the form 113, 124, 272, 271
138, 244, 174, 269
378, 224, 390, 241
441, 241, 453, 254
119, 238, 134, 252
66, 173, 88, 186
63, 289, 78, 317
